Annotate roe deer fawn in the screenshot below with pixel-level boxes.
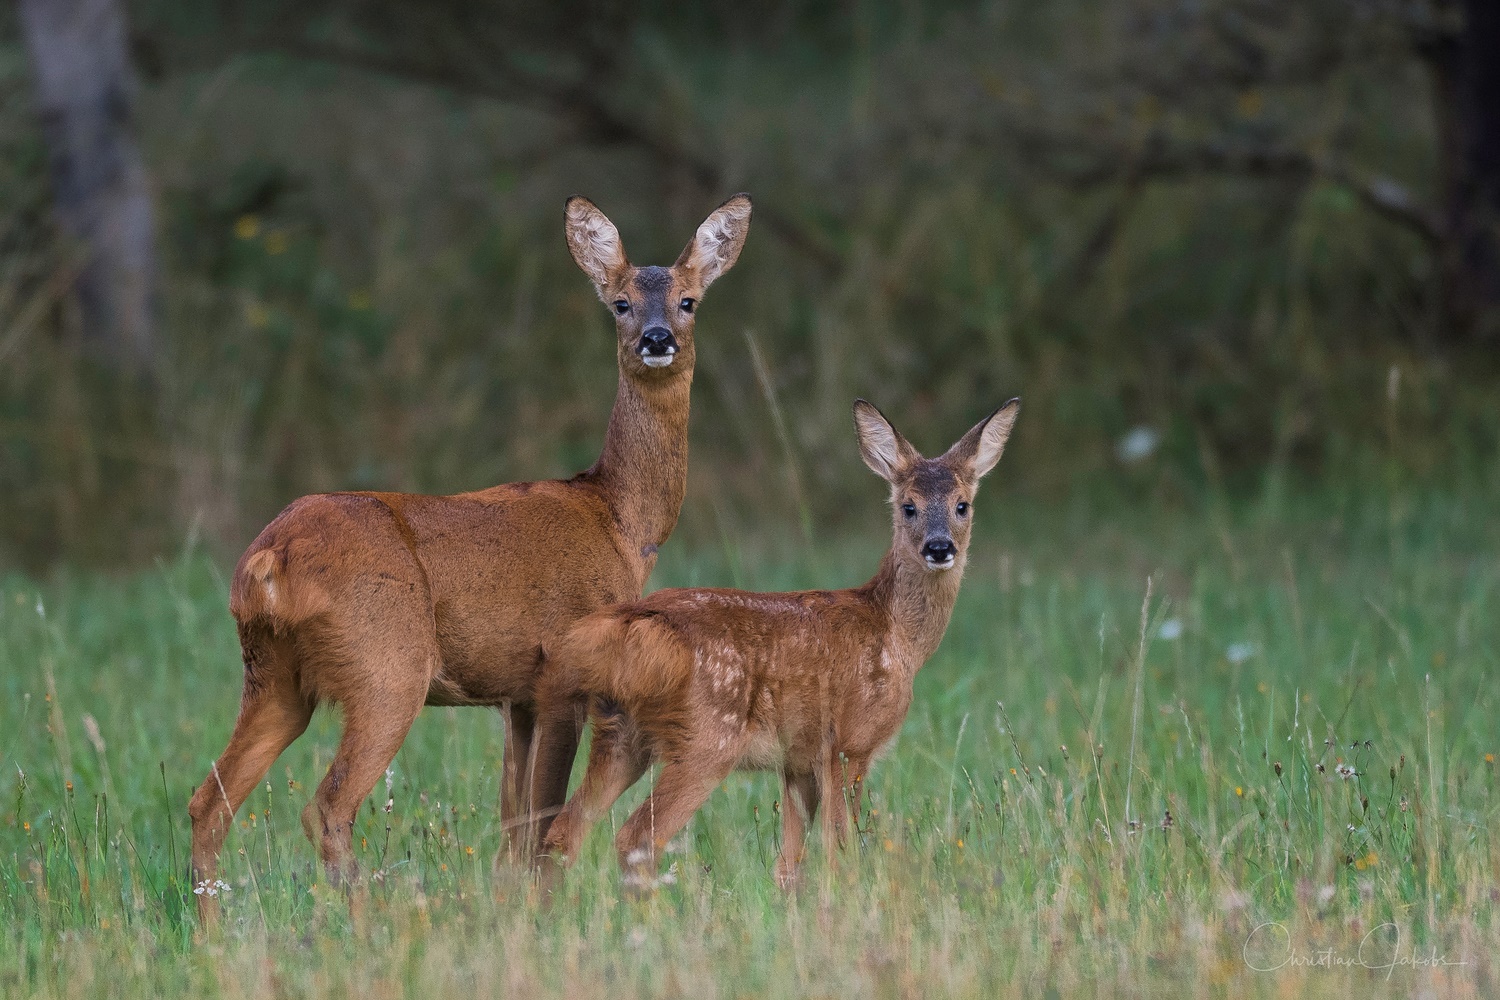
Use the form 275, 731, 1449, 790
533, 396, 1019, 890
187, 194, 752, 920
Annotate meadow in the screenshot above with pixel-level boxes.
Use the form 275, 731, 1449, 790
1, 474, 1495, 998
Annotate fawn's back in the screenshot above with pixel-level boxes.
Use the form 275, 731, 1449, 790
558, 578, 916, 773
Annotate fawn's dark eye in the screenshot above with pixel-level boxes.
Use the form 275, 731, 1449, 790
902, 503, 917, 518
613, 300, 630, 315
956, 502, 970, 516
680, 298, 696, 313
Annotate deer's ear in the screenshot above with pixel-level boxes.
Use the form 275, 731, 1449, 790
853, 399, 918, 482
565, 196, 628, 297
944, 398, 1020, 479
675, 193, 752, 290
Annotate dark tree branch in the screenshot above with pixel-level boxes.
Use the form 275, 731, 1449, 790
1006, 121, 1443, 246
254, 36, 844, 275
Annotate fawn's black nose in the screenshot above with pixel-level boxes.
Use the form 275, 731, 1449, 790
639, 326, 677, 356
921, 538, 955, 566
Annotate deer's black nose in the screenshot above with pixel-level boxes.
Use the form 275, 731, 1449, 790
639, 326, 677, 355
921, 539, 955, 564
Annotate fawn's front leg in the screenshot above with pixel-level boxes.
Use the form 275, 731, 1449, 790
821, 752, 872, 854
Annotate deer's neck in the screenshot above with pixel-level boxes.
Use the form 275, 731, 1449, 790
588, 368, 693, 556
867, 550, 965, 672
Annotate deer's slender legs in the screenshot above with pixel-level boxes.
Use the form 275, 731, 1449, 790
497, 701, 536, 861
300, 640, 432, 886
518, 702, 584, 863
189, 637, 313, 924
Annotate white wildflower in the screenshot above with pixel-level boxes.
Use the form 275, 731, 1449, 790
1115, 426, 1161, 463
1226, 642, 1257, 664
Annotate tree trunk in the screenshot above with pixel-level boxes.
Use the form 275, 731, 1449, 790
19, 0, 157, 370
1431, 0, 1500, 344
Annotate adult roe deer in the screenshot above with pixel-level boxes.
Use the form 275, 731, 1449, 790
187, 194, 752, 919
532, 396, 1019, 890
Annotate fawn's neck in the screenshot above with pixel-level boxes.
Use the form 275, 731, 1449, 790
866, 550, 966, 671
588, 368, 693, 557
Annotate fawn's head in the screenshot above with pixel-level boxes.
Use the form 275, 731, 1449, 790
854, 398, 1020, 572
564, 194, 752, 377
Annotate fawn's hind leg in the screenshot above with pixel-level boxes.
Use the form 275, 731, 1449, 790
773, 771, 820, 890
615, 752, 736, 890
188, 631, 313, 924
539, 710, 649, 880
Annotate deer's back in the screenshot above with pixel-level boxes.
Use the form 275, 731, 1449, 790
230, 479, 652, 706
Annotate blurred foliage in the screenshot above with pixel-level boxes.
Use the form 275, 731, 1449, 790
0, 0, 1496, 568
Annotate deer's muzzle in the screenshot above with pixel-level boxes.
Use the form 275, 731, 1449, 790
639, 326, 678, 367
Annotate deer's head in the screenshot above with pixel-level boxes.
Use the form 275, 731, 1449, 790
854, 398, 1020, 573
565, 194, 752, 378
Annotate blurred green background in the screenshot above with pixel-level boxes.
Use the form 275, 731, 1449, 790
2, 0, 1496, 569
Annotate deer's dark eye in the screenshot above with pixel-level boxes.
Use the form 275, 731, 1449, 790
680, 298, 696, 313
613, 300, 630, 315
956, 501, 970, 516
902, 503, 917, 518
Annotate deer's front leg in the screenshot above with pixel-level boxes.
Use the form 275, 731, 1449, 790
498, 701, 537, 861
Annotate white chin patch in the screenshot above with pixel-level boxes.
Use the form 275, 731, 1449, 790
924, 557, 956, 571
641, 353, 676, 368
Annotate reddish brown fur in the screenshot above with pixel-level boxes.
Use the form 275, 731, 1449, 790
187, 194, 752, 921
534, 398, 1019, 890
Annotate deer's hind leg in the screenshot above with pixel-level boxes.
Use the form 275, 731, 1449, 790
189, 627, 313, 923
298, 613, 436, 887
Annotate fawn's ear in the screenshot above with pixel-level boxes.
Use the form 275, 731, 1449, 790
675, 193, 752, 290
854, 399, 919, 482
565, 196, 629, 297
944, 398, 1020, 479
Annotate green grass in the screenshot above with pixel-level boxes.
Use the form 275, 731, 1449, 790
1, 484, 1496, 997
